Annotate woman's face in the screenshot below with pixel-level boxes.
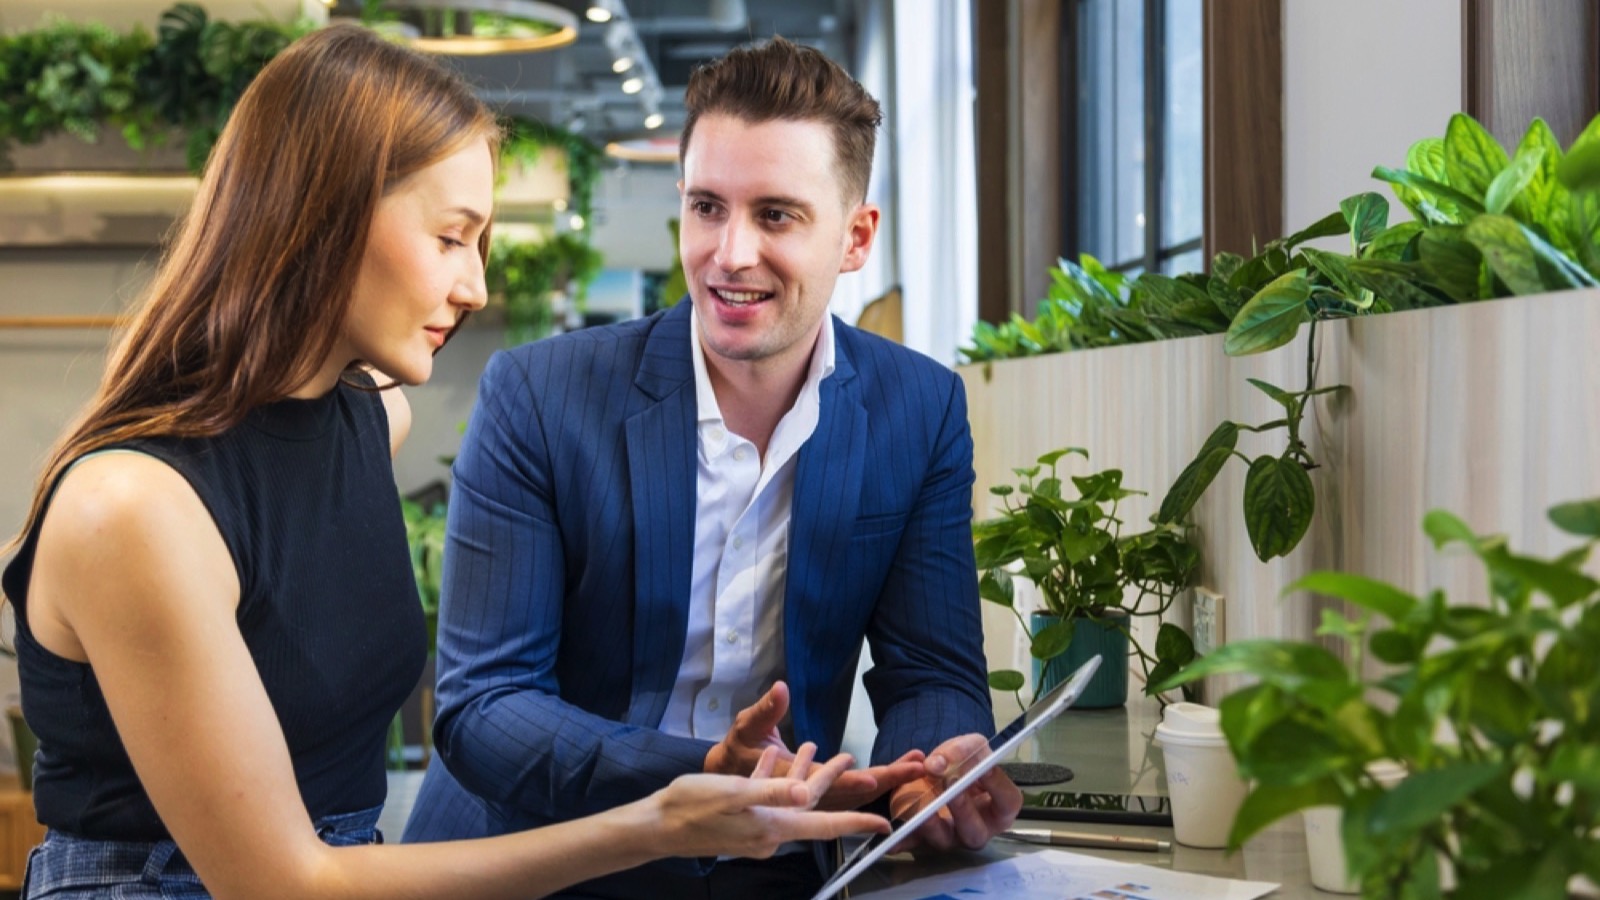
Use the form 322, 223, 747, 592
342, 137, 495, 386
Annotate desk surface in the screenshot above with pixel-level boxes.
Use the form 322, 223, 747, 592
858, 698, 1327, 898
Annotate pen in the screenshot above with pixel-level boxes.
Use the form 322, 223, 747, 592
1001, 828, 1172, 853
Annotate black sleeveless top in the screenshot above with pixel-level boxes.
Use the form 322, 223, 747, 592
0, 379, 426, 841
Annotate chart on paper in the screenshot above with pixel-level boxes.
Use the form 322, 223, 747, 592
856, 850, 1278, 900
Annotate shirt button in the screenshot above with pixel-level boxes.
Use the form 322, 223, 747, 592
732, 535, 744, 549
724, 629, 738, 644
733, 447, 747, 461
710, 427, 725, 442
707, 697, 720, 712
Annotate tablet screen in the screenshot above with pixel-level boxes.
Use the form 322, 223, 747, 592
809, 654, 1103, 900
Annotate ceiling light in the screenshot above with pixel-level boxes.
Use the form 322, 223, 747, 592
612, 56, 635, 73
569, 213, 587, 230
644, 112, 664, 130
384, 0, 579, 55
585, 4, 613, 23
553, 198, 569, 211
621, 76, 644, 95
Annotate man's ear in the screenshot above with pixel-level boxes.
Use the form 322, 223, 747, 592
840, 203, 881, 274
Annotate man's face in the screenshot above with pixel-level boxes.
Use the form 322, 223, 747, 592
678, 113, 878, 374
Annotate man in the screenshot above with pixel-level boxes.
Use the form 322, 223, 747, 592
404, 37, 1019, 898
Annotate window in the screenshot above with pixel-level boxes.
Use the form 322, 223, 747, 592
1064, 0, 1203, 276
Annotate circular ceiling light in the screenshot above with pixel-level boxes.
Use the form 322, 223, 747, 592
388, 0, 580, 55
620, 76, 644, 94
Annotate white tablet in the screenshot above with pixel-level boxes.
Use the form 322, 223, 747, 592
809, 654, 1103, 900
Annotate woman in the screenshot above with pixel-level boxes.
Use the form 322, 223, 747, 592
0, 25, 886, 899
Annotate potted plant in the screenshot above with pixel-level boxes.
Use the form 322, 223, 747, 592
1155, 496, 1600, 898
974, 447, 1200, 710
487, 233, 604, 345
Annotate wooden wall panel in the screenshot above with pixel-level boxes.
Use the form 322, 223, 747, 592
1463, 0, 1599, 147
961, 291, 1600, 710
1204, 0, 1283, 261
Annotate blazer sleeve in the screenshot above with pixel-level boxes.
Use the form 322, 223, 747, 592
863, 373, 995, 764
430, 350, 714, 821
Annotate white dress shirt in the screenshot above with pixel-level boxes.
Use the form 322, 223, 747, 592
658, 309, 836, 740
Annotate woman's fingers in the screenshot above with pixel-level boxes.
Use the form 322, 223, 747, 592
752, 745, 781, 780
790, 741, 818, 781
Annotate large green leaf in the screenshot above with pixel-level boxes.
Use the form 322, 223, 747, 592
1520, 221, 1600, 289
1225, 270, 1311, 356
1418, 226, 1486, 301
1549, 498, 1600, 537
1227, 780, 1344, 852
1301, 247, 1367, 305
1443, 112, 1510, 203
1511, 118, 1568, 242
1282, 209, 1351, 249
1559, 133, 1600, 193
1030, 617, 1076, 661
988, 669, 1025, 692
1286, 571, 1419, 621
978, 569, 1015, 607
1243, 455, 1316, 561
1372, 165, 1486, 217
1157, 421, 1239, 524
1152, 639, 1348, 693
1340, 192, 1390, 246
1366, 761, 1502, 837
1365, 221, 1425, 262
1346, 258, 1446, 311
1484, 144, 1544, 215
1463, 213, 1546, 294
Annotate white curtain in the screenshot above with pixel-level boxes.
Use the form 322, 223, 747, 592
832, 0, 977, 367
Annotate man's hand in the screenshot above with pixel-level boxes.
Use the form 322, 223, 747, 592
886, 732, 1022, 854
704, 682, 927, 810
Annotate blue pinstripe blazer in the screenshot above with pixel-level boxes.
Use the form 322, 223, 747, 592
404, 301, 992, 843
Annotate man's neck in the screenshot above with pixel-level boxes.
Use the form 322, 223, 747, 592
704, 343, 814, 461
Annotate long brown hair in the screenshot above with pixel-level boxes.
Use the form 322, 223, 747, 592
8, 24, 499, 552
679, 36, 882, 203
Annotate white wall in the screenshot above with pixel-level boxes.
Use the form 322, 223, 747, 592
1282, 0, 1463, 235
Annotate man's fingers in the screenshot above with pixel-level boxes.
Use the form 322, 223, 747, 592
733, 681, 791, 744
790, 741, 818, 782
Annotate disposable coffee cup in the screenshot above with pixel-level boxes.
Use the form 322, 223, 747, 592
1302, 759, 1407, 893
1154, 702, 1247, 849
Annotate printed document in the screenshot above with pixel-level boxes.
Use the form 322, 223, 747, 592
854, 849, 1278, 900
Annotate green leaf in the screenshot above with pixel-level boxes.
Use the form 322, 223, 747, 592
988, 669, 1025, 692
1369, 628, 1425, 664
1510, 118, 1568, 239
1155, 622, 1195, 665
1246, 377, 1298, 410
1366, 762, 1502, 837
1549, 498, 1600, 537
1227, 780, 1343, 852
1224, 270, 1311, 356
1340, 192, 1390, 246
1444, 112, 1510, 202
1481, 545, 1600, 608
1036, 447, 1088, 468
978, 569, 1015, 607
1157, 421, 1239, 524
1243, 456, 1316, 561
1484, 144, 1545, 215
1547, 743, 1600, 792
1285, 571, 1420, 621
1520, 221, 1600, 289
1300, 247, 1367, 304
1558, 134, 1600, 192
1152, 639, 1347, 693
1422, 509, 1478, 548
1030, 618, 1076, 661
1282, 209, 1351, 249
1372, 165, 1486, 216
1345, 258, 1447, 311
1364, 221, 1426, 262
1418, 226, 1486, 301
1463, 213, 1546, 294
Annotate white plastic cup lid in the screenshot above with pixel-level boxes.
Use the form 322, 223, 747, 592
1153, 702, 1228, 747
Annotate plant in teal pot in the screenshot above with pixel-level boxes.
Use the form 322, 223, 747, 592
974, 448, 1200, 710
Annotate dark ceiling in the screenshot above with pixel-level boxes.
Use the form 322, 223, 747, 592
343, 0, 859, 143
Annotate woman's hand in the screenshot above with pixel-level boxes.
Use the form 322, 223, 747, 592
651, 744, 889, 859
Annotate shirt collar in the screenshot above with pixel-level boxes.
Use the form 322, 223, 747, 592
689, 306, 836, 425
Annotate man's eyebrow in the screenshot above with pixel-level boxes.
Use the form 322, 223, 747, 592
684, 187, 814, 213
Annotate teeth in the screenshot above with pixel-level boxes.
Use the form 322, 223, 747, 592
718, 289, 765, 304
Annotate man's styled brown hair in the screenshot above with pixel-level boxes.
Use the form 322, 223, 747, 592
679, 36, 883, 204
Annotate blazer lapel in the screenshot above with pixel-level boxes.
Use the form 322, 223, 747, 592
623, 305, 698, 728
784, 324, 866, 746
